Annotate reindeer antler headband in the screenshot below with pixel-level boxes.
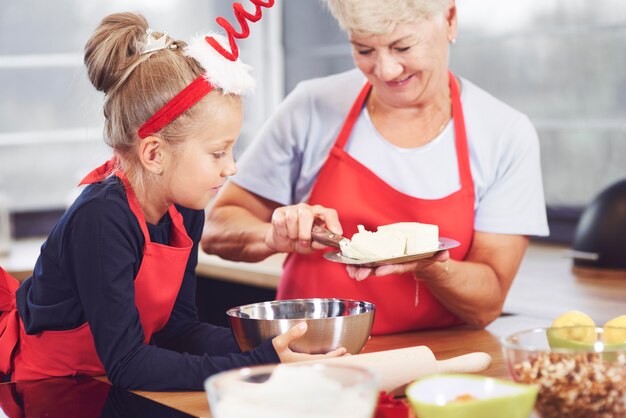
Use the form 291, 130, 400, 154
138, 0, 275, 139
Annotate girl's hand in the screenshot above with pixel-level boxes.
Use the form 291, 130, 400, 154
265, 203, 342, 254
346, 250, 451, 281
272, 323, 348, 363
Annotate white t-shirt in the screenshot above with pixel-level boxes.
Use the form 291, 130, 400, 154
234, 69, 549, 236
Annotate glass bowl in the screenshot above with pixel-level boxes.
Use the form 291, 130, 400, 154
205, 362, 379, 418
502, 326, 626, 418
227, 298, 375, 354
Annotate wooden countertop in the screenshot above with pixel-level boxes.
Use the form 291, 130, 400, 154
5, 239, 624, 417
197, 241, 626, 322
132, 314, 551, 417
196, 252, 284, 289
504, 242, 626, 323
0, 238, 43, 281
9, 240, 626, 323
0, 237, 281, 287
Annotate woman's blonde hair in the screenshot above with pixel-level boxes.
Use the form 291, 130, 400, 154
325, 0, 449, 35
84, 12, 235, 183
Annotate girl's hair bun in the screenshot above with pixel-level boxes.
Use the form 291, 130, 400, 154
84, 12, 149, 94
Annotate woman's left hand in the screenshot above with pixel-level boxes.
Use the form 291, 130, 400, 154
345, 232, 530, 328
346, 250, 450, 281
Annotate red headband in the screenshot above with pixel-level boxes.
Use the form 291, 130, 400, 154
137, 0, 274, 139
138, 75, 213, 139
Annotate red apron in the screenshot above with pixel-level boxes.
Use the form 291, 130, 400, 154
278, 72, 475, 334
0, 164, 192, 380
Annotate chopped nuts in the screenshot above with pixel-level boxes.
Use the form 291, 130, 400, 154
513, 352, 626, 418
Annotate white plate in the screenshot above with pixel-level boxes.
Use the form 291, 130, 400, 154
322, 237, 460, 267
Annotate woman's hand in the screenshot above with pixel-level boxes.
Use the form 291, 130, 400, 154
272, 323, 348, 363
346, 250, 451, 281
264, 203, 343, 254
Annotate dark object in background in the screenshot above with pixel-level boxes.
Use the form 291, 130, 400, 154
196, 276, 276, 327
572, 178, 626, 271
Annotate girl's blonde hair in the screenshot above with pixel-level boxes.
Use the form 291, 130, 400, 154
84, 12, 236, 183
325, 0, 449, 35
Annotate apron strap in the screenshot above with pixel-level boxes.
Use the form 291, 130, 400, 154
78, 159, 152, 245
335, 82, 372, 149
334, 71, 474, 192
449, 71, 473, 190
78, 158, 118, 186
117, 173, 151, 245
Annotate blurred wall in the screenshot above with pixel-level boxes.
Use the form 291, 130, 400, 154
1, 0, 625, 242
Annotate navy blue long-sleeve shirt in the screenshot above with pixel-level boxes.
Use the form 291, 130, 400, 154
15, 176, 279, 391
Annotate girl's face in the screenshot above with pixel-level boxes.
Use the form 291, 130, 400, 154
163, 97, 242, 210
350, 14, 455, 109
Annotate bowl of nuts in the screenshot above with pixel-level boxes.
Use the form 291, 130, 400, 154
502, 327, 626, 418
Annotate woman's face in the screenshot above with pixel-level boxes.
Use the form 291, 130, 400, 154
350, 14, 455, 108
163, 97, 242, 210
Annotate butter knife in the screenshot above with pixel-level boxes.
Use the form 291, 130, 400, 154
311, 224, 350, 251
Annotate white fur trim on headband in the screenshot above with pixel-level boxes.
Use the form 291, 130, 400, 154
185, 33, 255, 96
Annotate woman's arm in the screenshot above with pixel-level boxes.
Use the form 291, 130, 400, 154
202, 182, 343, 262
202, 182, 279, 262
422, 232, 528, 327
347, 231, 529, 328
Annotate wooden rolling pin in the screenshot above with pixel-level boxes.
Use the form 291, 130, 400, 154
313, 346, 492, 392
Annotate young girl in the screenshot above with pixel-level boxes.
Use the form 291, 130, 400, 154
0, 12, 345, 391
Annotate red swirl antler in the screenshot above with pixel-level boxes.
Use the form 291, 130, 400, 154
137, 1, 274, 138
205, 0, 275, 61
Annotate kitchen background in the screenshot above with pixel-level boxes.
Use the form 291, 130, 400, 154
1, 0, 625, 244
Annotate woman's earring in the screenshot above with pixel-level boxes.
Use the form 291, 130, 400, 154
450, 37, 457, 45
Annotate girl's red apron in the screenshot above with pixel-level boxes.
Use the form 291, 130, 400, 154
278, 72, 475, 334
0, 166, 192, 380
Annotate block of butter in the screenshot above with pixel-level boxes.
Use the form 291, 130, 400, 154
341, 222, 439, 260
341, 225, 406, 260
377, 222, 439, 254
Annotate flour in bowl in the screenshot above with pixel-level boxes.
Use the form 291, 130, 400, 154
210, 364, 377, 418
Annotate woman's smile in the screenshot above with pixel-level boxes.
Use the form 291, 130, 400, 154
385, 74, 414, 88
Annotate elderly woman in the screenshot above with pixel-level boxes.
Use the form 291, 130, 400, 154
202, 0, 549, 334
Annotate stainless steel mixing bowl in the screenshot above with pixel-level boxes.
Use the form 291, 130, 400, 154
227, 298, 376, 355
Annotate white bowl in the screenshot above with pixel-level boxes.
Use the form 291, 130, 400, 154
205, 363, 379, 418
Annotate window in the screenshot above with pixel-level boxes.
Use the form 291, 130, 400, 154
0, 1, 281, 236
453, 0, 626, 210
4, 1, 625, 243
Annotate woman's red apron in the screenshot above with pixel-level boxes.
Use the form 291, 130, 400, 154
278, 72, 475, 335
0, 165, 192, 380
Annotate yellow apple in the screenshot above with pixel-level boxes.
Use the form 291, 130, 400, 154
549, 310, 597, 346
603, 315, 626, 345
